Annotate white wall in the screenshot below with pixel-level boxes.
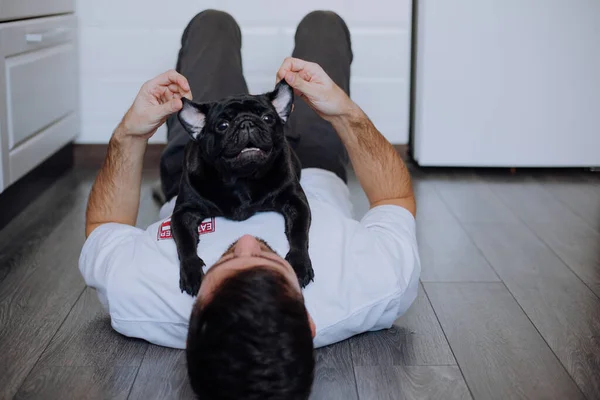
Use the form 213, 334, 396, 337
75, 0, 412, 144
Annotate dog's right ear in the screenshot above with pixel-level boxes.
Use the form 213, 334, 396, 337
178, 98, 210, 141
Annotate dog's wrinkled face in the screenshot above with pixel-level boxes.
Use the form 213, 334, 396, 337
178, 80, 293, 176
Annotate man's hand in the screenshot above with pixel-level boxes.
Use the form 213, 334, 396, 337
120, 70, 192, 139
277, 57, 355, 122
277, 57, 416, 216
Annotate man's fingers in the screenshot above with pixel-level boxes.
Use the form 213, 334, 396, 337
181, 89, 193, 100
152, 81, 192, 103
277, 57, 312, 80
149, 69, 191, 92
284, 71, 312, 94
167, 83, 192, 100
171, 98, 183, 112
158, 97, 183, 117
165, 84, 192, 101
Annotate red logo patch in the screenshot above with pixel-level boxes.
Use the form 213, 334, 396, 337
157, 217, 216, 241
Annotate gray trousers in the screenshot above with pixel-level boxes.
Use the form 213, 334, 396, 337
160, 10, 353, 201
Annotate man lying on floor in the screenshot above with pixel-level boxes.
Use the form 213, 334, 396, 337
79, 10, 420, 400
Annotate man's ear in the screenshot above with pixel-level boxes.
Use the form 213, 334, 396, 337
178, 98, 210, 140
267, 80, 294, 123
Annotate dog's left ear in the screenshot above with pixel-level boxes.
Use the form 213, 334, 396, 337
178, 98, 210, 141
267, 80, 294, 122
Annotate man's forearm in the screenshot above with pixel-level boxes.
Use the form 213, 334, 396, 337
85, 124, 147, 237
83, 69, 191, 238
330, 105, 416, 215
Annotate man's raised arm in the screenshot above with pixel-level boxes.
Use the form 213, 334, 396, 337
277, 58, 416, 216
85, 70, 192, 237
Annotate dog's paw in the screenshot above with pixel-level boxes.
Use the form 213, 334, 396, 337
179, 257, 206, 296
285, 250, 314, 288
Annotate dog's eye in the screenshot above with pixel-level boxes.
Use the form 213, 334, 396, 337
216, 121, 229, 132
262, 114, 274, 124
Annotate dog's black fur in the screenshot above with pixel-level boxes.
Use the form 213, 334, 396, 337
172, 81, 314, 296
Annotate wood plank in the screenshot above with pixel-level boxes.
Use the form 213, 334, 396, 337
417, 221, 499, 282
462, 224, 600, 399
354, 365, 471, 400
14, 366, 139, 400
349, 283, 455, 366
13, 288, 148, 400
434, 181, 519, 224
425, 282, 584, 400
485, 177, 586, 225
13, 288, 148, 374
310, 341, 358, 400
0, 143, 73, 230
528, 221, 600, 298
481, 174, 600, 298
0, 173, 93, 400
128, 347, 194, 400
536, 174, 600, 233
413, 180, 457, 222
0, 170, 91, 283
4, 172, 159, 399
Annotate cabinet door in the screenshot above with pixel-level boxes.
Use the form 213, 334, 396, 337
412, 0, 600, 167
0, 0, 75, 22
8, 113, 78, 184
0, 15, 78, 187
5, 43, 77, 149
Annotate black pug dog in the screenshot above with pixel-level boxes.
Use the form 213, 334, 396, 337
173, 80, 314, 296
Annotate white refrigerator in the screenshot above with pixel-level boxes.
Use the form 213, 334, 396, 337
411, 0, 600, 167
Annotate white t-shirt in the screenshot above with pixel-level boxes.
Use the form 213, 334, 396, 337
79, 168, 420, 349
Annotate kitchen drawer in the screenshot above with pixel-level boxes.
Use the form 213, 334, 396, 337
8, 112, 77, 184
0, 15, 76, 57
0, 0, 75, 22
5, 42, 77, 149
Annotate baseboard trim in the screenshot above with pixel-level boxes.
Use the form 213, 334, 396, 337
0, 143, 73, 230
74, 143, 166, 169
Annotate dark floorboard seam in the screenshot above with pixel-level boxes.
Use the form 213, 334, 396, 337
14, 287, 87, 396
537, 180, 600, 236
125, 346, 151, 400
420, 283, 475, 400
347, 339, 361, 400
489, 183, 600, 302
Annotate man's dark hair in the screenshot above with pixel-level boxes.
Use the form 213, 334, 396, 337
186, 266, 315, 399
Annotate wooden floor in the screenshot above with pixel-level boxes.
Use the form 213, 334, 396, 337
1, 165, 599, 400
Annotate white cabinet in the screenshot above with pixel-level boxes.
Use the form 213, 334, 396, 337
0, 0, 75, 22
0, 14, 79, 192
412, 0, 600, 167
